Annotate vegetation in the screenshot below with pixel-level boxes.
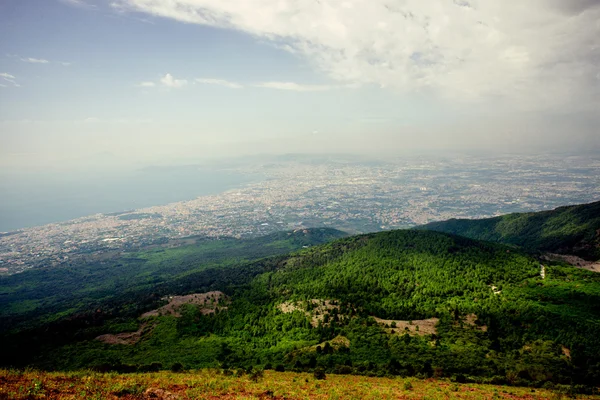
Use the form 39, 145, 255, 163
2, 203, 600, 393
0, 227, 346, 332
2, 369, 598, 399
2, 228, 599, 393
419, 200, 600, 260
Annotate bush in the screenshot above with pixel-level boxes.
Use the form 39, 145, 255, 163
138, 362, 162, 372
170, 362, 184, 372
403, 380, 413, 391
313, 368, 326, 380
275, 364, 285, 372
334, 365, 353, 375
249, 368, 264, 382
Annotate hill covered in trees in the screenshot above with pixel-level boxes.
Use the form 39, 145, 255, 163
3, 227, 599, 392
419, 200, 600, 261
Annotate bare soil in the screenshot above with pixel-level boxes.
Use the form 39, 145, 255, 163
141, 291, 227, 318
372, 316, 439, 336
278, 299, 340, 327
543, 253, 600, 273
96, 323, 151, 345
96, 291, 227, 345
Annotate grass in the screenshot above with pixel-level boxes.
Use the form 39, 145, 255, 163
1, 369, 597, 400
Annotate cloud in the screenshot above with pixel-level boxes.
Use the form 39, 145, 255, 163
160, 73, 187, 88
59, 0, 97, 8
21, 57, 49, 64
7, 54, 70, 66
195, 78, 243, 89
138, 81, 156, 87
255, 81, 332, 92
111, 0, 600, 111
0, 72, 20, 87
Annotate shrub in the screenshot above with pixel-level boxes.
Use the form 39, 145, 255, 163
275, 364, 285, 372
313, 368, 326, 380
403, 380, 413, 391
249, 368, 264, 382
170, 362, 184, 372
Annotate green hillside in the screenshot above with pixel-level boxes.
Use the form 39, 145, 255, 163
0, 228, 346, 333
419, 201, 600, 260
3, 229, 599, 391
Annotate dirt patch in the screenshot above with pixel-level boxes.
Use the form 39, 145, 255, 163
96, 323, 152, 345
145, 387, 180, 399
97, 291, 227, 345
561, 345, 571, 359
543, 253, 600, 273
463, 313, 487, 332
490, 285, 502, 295
141, 291, 227, 318
290, 335, 350, 357
278, 299, 340, 327
372, 316, 439, 336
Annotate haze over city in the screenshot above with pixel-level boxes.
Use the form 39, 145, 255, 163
1, 0, 599, 173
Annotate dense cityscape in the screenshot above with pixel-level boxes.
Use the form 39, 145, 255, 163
1, 153, 599, 274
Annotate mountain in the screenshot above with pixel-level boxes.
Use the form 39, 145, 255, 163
3, 228, 599, 390
0, 228, 347, 333
419, 201, 600, 261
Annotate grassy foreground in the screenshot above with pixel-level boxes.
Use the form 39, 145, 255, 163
1, 370, 598, 400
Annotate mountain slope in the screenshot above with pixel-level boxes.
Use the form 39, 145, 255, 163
418, 201, 600, 261
5, 229, 599, 388
0, 228, 347, 333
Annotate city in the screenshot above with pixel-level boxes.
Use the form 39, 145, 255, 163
1, 153, 599, 274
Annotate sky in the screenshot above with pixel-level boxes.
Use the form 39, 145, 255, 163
1, 0, 599, 171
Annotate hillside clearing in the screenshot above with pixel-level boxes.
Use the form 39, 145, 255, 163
543, 253, 600, 273
141, 291, 227, 318
278, 299, 340, 327
373, 316, 439, 336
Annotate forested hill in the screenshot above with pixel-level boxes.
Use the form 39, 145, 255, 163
418, 200, 600, 260
5, 229, 599, 390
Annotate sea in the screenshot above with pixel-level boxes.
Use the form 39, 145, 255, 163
0, 166, 259, 232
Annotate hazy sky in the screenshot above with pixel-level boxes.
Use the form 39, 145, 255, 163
1, 0, 599, 170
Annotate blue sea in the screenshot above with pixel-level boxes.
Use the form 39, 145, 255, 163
0, 166, 258, 232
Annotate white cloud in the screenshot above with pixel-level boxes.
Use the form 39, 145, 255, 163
59, 0, 96, 8
112, 0, 600, 111
255, 81, 332, 92
195, 78, 243, 89
0, 72, 19, 87
60, 62, 72, 67
160, 73, 187, 88
21, 57, 49, 64
138, 81, 156, 87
